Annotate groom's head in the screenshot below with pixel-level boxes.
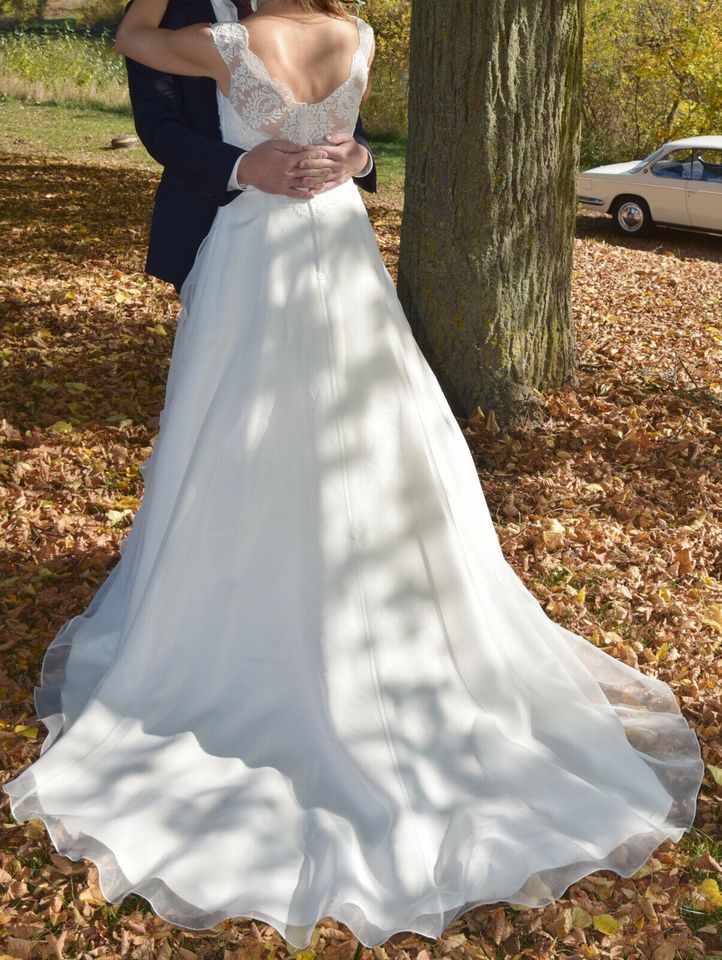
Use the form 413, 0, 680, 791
232, 0, 255, 16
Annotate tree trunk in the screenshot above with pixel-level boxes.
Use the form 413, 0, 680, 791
397, 0, 584, 428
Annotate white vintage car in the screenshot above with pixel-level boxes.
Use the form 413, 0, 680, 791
577, 135, 722, 237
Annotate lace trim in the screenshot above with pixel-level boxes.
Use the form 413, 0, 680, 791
211, 17, 373, 111
210, 17, 373, 150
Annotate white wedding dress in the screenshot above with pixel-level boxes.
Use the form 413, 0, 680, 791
3, 15, 705, 951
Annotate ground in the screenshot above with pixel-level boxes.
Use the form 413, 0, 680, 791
0, 97, 721, 960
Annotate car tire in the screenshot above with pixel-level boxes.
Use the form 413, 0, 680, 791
610, 196, 655, 237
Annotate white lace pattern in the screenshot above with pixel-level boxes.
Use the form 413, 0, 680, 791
210, 17, 374, 151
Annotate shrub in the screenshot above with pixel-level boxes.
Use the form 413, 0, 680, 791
358, 0, 410, 137
0, 0, 49, 25
0, 27, 128, 107
77, 0, 125, 32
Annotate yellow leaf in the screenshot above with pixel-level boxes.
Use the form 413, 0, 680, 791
699, 878, 722, 907
48, 420, 73, 433
576, 586, 587, 604
23, 820, 46, 839
706, 764, 722, 786
14, 724, 38, 739
655, 642, 670, 660
145, 323, 167, 336
592, 913, 620, 935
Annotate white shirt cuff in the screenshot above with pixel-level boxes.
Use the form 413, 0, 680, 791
355, 148, 374, 179
227, 155, 247, 191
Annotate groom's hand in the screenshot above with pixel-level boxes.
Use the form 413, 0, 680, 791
236, 139, 334, 199
302, 133, 371, 192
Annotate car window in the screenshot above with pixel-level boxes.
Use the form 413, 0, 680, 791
629, 145, 666, 172
691, 149, 722, 183
651, 148, 694, 180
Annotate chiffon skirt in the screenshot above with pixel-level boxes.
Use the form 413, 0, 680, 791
2, 178, 704, 949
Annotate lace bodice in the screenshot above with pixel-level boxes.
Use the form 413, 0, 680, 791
210, 17, 374, 150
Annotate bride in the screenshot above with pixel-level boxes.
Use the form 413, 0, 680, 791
2, 0, 705, 951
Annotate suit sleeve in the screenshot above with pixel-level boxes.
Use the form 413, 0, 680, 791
352, 113, 377, 194
125, 54, 245, 204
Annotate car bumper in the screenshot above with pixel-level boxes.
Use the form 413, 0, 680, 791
577, 194, 606, 207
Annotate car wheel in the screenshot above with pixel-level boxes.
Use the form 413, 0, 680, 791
610, 196, 655, 237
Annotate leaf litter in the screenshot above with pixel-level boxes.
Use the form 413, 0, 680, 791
0, 156, 720, 959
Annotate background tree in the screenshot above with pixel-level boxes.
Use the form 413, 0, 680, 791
582, 0, 722, 166
360, 0, 411, 135
397, 0, 584, 428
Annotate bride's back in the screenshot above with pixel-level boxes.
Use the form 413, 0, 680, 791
242, 12, 364, 105
210, 10, 374, 149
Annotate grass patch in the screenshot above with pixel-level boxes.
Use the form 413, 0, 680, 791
369, 132, 406, 186
0, 96, 154, 171
0, 96, 407, 206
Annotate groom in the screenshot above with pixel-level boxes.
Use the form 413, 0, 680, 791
124, 0, 377, 293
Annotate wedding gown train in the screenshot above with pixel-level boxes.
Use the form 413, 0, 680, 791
2, 15, 704, 950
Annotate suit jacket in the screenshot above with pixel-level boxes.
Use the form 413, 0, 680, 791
124, 0, 378, 292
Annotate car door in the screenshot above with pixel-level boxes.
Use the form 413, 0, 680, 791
644, 149, 693, 226
684, 149, 722, 232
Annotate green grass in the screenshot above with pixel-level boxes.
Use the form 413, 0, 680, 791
0, 96, 155, 171
370, 132, 406, 188
0, 96, 407, 207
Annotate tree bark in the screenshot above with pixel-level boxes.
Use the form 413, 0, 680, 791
397, 0, 584, 428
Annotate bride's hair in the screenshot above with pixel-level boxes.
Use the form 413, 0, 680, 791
294, 0, 357, 17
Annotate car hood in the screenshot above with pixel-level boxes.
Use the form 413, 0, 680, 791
581, 161, 641, 176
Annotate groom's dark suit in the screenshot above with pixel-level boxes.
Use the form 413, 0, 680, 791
124, 0, 377, 292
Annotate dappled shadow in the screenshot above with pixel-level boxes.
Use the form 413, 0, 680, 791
0, 150, 714, 952
3, 161, 706, 949
0, 153, 157, 266
575, 210, 722, 263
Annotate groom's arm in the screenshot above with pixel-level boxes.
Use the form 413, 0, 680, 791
122, 0, 375, 199
352, 114, 377, 194
125, 54, 244, 204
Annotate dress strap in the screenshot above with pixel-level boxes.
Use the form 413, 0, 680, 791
209, 22, 250, 100
209, 22, 248, 71
355, 17, 374, 64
